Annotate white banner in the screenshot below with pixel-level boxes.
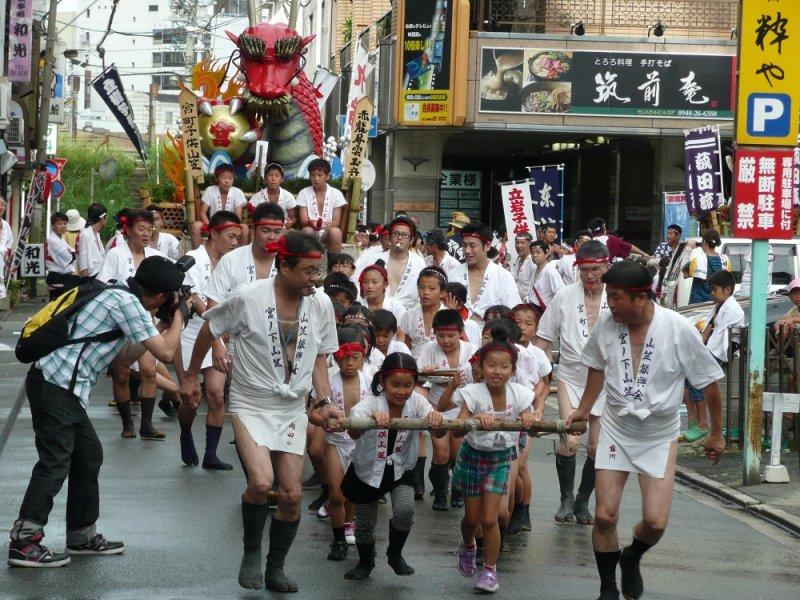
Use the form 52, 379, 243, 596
345, 40, 374, 137
501, 182, 537, 239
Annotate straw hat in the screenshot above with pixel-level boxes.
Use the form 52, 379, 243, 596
447, 211, 471, 229
66, 209, 86, 232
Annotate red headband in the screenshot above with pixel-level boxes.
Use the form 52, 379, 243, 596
119, 215, 151, 234
575, 257, 610, 266
469, 354, 480, 364
458, 306, 469, 322
624, 285, 652, 293
358, 264, 388, 286
201, 222, 242, 234
333, 342, 365, 360
480, 344, 518, 362
253, 219, 285, 228
462, 232, 492, 245
264, 236, 323, 260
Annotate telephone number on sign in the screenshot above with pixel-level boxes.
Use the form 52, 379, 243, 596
676, 109, 721, 118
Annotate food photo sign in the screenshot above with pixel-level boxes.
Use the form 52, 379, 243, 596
478, 48, 735, 119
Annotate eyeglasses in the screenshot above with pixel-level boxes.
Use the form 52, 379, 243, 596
390, 231, 411, 239
293, 265, 324, 277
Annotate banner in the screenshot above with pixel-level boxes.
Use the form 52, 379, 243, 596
343, 97, 373, 182
5, 169, 52, 288
345, 42, 374, 136
501, 183, 536, 238
683, 126, 724, 216
527, 165, 565, 241
733, 147, 795, 239
479, 48, 734, 119
663, 191, 699, 239
179, 89, 204, 181
92, 66, 147, 162
7, 0, 33, 82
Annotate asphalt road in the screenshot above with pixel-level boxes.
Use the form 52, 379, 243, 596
1, 308, 799, 599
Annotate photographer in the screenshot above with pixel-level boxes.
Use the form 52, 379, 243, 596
8, 256, 189, 568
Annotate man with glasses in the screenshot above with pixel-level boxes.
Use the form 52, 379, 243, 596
181, 231, 340, 593
534, 241, 610, 526
377, 216, 426, 310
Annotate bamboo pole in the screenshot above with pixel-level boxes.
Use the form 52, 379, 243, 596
328, 417, 587, 435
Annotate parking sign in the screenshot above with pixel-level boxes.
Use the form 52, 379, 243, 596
736, 0, 800, 146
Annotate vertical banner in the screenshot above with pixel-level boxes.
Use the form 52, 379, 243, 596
92, 66, 147, 162
501, 183, 536, 237
46, 41, 67, 125
733, 147, 795, 239
343, 97, 373, 183
344, 42, 374, 136
663, 191, 699, 238
527, 164, 565, 240
7, 0, 33, 82
683, 126, 724, 216
178, 89, 204, 181
4, 169, 51, 288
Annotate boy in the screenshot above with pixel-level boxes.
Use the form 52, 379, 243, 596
371, 309, 412, 357
247, 162, 297, 227
443, 282, 482, 347
192, 165, 247, 248
297, 158, 346, 254
323, 272, 357, 309
328, 253, 357, 282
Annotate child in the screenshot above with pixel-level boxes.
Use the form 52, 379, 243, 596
444, 282, 482, 347
192, 164, 247, 248
483, 305, 512, 322
310, 327, 371, 560
247, 162, 297, 227
358, 262, 407, 320
328, 253, 356, 280
340, 353, 444, 580
452, 334, 535, 593
372, 309, 412, 358
324, 272, 358, 309
417, 309, 475, 511
397, 266, 447, 359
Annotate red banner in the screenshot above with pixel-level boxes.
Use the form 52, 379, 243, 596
733, 147, 795, 240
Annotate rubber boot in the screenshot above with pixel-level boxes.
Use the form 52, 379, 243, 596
116, 401, 136, 439
158, 391, 178, 417
237, 499, 268, 589
595, 549, 621, 600
139, 397, 165, 439
264, 518, 300, 592
203, 425, 233, 470
574, 456, 596, 525
506, 503, 524, 536
386, 524, 414, 575
179, 421, 199, 466
429, 463, 449, 511
619, 537, 652, 600
344, 541, 375, 580
413, 456, 426, 500
554, 454, 576, 522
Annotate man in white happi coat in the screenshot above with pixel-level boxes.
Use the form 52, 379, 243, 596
376, 216, 426, 311
181, 231, 340, 593
173, 210, 242, 470
45, 211, 78, 300
566, 260, 724, 600
453, 222, 519, 324
534, 240, 610, 525
526, 240, 565, 309
77, 203, 108, 280
511, 231, 535, 299
423, 228, 461, 283
555, 229, 592, 285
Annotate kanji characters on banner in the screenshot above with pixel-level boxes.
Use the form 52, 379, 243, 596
733, 147, 795, 239
527, 164, 565, 241
683, 126, 725, 216
501, 183, 536, 238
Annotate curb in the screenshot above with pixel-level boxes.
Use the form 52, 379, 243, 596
675, 465, 800, 536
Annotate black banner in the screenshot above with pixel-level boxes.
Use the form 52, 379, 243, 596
92, 66, 148, 161
479, 48, 735, 119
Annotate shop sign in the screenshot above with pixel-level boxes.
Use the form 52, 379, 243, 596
663, 191, 699, 239
438, 170, 481, 228
8, 0, 33, 82
501, 183, 536, 237
736, 0, 800, 146
733, 147, 795, 239
683, 126, 725, 216
20, 244, 44, 278
479, 48, 734, 119
396, 0, 454, 125
343, 96, 373, 182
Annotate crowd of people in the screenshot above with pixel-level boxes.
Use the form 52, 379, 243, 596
5, 162, 738, 600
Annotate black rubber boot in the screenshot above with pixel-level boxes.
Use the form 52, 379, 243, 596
116, 401, 136, 439
554, 454, 576, 522
619, 537, 652, 600
344, 541, 375, 580
264, 518, 300, 592
386, 524, 414, 575
413, 457, 426, 500
139, 397, 165, 439
506, 502, 525, 536
237, 499, 268, 589
574, 456, 596, 524
429, 463, 449, 511
595, 549, 621, 600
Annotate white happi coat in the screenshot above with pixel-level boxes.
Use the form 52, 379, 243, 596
204, 278, 338, 455
453, 261, 520, 323
205, 243, 277, 304
703, 295, 745, 362
581, 304, 723, 478
296, 185, 347, 229
416, 339, 475, 418
537, 282, 608, 416
96, 243, 166, 284
526, 260, 565, 309
350, 391, 432, 488
155, 232, 181, 260
397, 304, 446, 359
0, 219, 12, 298
379, 250, 427, 311
201, 185, 247, 216
426, 252, 462, 284
512, 254, 536, 298
76, 226, 105, 277
248, 187, 297, 222
180, 245, 215, 370
326, 369, 371, 470
46, 231, 76, 274
455, 382, 533, 451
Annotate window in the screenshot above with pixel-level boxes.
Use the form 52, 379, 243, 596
149, 4, 158, 11
152, 75, 180, 91
153, 28, 186, 45
86, 8, 90, 18
164, 111, 174, 125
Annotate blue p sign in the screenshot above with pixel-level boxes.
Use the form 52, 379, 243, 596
746, 93, 791, 137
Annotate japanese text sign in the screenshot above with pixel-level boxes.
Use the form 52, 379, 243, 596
343, 96, 373, 182
683, 126, 725, 216
526, 165, 565, 241
92, 67, 147, 162
5, 169, 51, 288
179, 89, 204, 181
8, 0, 33, 82
438, 170, 481, 228
733, 147, 795, 239
20, 244, 44, 278
345, 43, 374, 137
501, 183, 536, 238
736, 0, 800, 146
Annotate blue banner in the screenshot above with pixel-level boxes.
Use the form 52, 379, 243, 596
527, 164, 565, 241
663, 191, 699, 239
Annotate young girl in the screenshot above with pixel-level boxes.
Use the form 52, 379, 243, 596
397, 266, 447, 359
453, 334, 535, 594
340, 353, 444, 580
417, 309, 475, 511
358, 262, 407, 321
309, 327, 371, 561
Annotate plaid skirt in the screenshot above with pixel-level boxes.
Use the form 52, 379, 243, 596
452, 443, 514, 498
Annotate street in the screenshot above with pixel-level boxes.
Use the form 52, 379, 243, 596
1, 308, 799, 599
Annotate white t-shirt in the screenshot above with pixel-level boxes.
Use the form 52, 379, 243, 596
515, 343, 549, 388
581, 304, 724, 421
248, 187, 297, 222
205, 243, 276, 304
512, 255, 536, 298
704, 295, 745, 362
456, 382, 533, 451
46, 231, 75, 274
201, 185, 247, 217
295, 185, 347, 226
385, 339, 412, 356
155, 232, 181, 260
453, 261, 520, 323
527, 261, 565, 309
77, 226, 106, 277
96, 243, 166, 284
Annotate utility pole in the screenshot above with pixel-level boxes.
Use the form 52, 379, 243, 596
148, 83, 158, 145
288, 0, 299, 30
183, 0, 198, 79
34, 0, 59, 164
247, 0, 262, 27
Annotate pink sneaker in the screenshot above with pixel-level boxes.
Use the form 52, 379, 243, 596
473, 566, 499, 593
344, 522, 355, 545
457, 541, 477, 578
316, 500, 331, 519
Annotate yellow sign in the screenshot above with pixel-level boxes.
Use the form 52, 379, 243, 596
736, 0, 800, 146
178, 89, 204, 181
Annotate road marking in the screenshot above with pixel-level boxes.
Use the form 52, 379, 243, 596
0, 344, 14, 351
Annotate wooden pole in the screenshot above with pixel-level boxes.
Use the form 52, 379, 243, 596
328, 417, 587, 435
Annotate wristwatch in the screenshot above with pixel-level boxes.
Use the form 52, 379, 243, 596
313, 396, 332, 410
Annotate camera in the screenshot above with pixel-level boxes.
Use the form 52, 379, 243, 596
155, 254, 196, 324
